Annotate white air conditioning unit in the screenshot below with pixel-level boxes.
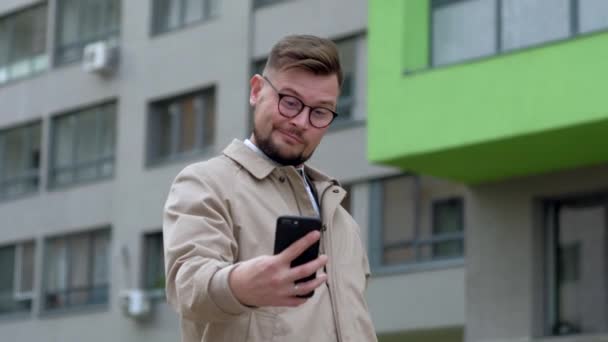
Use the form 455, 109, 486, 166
82, 41, 118, 74
120, 289, 151, 319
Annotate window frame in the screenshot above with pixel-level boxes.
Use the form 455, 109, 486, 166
0, 3, 49, 85
151, 0, 220, 36
369, 174, 465, 275
146, 87, 215, 167
48, 101, 116, 189
430, 0, 608, 68
0, 120, 42, 201
12, 242, 35, 302
54, 0, 121, 65
332, 36, 359, 124
431, 197, 465, 259
252, 0, 293, 10
141, 231, 165, 297
0, 240, 36, 317
542, 193, 608, 337
42, 228, 111, 313
430, 0, 500, 67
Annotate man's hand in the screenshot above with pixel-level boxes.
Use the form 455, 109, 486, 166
228, 230, 328, 307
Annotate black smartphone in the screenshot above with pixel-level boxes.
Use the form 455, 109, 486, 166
274, 215, 322, 298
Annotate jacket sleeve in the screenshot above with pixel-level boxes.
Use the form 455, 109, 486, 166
163, 164, 251, 323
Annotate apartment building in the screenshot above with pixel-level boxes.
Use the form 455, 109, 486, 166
0, 0, 466, 341
369, 0, 608, 341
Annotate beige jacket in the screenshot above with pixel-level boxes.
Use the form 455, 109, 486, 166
163, 140, 377, 342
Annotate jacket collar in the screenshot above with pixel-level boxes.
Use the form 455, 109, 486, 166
223, 139, 339, 186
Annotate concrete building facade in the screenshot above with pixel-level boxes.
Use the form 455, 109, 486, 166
0, 0, 465, 341
369, 1, 608, 341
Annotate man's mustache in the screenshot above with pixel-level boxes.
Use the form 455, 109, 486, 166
282, 127, 304, 139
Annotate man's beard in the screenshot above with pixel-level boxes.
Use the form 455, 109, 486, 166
253, 126, 312, 166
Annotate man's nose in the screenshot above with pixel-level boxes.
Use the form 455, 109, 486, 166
290, 106, 311, 128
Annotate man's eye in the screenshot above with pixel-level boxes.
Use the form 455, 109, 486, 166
283, 98, 300, 108
312, 108, 331, 117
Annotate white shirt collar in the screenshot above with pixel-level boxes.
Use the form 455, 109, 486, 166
244, 138, 263, 156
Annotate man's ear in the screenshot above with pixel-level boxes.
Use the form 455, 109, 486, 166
249, 74, 263, 106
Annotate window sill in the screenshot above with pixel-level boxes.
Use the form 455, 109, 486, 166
328, 118, 366, 132
371, 257, 465, 277
410, 27, 608, 78
0, 69, 48, 89
47, 173, 114, 192
0, 311, 33, 324
144, 288, 166, 301
39, 303, 109, 319
146, 147, 215, 169
0, 189, 40, 204
151, 16, 219, 38
253, 0, 297, 10
534, 333, 608, 342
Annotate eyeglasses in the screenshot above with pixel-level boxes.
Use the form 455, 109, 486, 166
263, 75, 338, 128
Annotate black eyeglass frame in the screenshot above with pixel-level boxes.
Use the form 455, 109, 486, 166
262, 75, 339, 128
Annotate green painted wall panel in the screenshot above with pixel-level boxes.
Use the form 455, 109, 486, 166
369, 0, 608, 183
403, 0, 429, 73
384, 117, 608, 183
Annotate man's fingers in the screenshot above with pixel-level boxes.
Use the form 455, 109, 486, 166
292, 273, 327, 296
287, 254, 328, 282
279, 230, 321, 262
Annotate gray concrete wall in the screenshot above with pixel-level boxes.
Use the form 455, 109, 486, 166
368, 267, 466, 333
466, 164, 608, 342
0, 0, 40, 15
0, 0, 465, 340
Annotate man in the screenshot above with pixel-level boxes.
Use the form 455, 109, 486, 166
163, 35, 377, 342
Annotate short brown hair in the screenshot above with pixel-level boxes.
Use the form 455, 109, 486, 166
264, 35, 343, 87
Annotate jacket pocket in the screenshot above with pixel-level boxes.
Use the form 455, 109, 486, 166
246, 309, 277, 342
202, 314, 250, 341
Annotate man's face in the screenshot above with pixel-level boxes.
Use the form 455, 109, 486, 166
249, 68, 339, 166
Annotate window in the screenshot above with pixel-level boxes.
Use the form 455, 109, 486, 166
147, 88, 215, 165
370, 175, 465, 269
578, 0, 608, 33
44, 229, 110, 311
431, 0, 608, 66
252, 57, 267, 76
335, 38, 357, 121
501, 0, 570, 51
0, 122, 41, 200
50, 102, 116, 188
432, 198, 465, 259
253, 0, 290, 9
0, 4, 48, 84
143, 232, 164, 291
544, 196, 608, 336
152, 0, 220, 35
252, 59, 266, 76
432, 0, 497, 66
0, 241, 35, 315
55, 0, 120, 65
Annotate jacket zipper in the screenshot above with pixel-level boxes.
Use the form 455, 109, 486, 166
318, 184, 344, 342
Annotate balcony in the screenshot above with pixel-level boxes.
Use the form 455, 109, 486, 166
368, 0, 608, 183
